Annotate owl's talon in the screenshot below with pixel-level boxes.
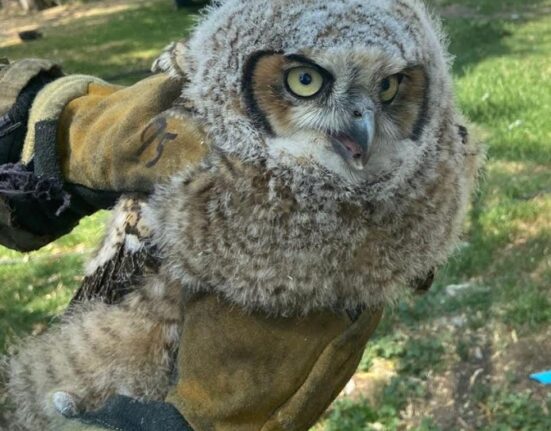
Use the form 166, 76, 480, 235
52, 391, 80, 418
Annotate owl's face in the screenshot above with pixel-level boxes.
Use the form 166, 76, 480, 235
183, 0, 457, 195
243, 49, 428, 184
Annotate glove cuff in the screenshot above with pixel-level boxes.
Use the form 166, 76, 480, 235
21, 75, 107, 168
0, 59, 63, 165
19, 75, 122, 223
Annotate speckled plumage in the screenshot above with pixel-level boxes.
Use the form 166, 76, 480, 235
3, 200, 182, 430
150, 0, 483, 314
4, 0, 483, 428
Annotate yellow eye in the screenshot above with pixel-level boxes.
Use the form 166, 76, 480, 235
380, 75, 401, 103
286, 67, 325, 98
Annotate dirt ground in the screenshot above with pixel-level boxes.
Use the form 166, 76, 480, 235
0, 0, 149, 47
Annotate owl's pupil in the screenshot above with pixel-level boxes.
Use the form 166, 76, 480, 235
381, 78, 390, 91
300, 73, 313, 85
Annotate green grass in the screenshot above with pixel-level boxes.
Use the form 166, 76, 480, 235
1, 0, 550, 429
1, 0, 199, 81
0, 212, 108, 352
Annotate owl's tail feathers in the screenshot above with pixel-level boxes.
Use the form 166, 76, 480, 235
3, 298, 181, 431
0, 353, 22, 430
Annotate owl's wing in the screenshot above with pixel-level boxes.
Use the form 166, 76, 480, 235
69, 40, 209, 305
71, 197, 160, 305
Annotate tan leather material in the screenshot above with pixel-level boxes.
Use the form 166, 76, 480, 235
57, 75, 208, 193
262, 308, 382, 431
0, 67, 207, 251
21, 74, 106, 163
0, 58, 61, 114
0, 60, 207, 195
168, 295, 383, 431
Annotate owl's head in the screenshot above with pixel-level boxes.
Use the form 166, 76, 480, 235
243, 48, 428, 184
182, 0, 458, 198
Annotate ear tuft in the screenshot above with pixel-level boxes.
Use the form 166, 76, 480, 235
151, 40, 190, 78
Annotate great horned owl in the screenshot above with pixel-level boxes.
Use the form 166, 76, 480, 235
5, 0, 482, 429
148, 0, 482, 314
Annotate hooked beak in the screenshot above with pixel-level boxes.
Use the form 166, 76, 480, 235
330, 111, 375, 171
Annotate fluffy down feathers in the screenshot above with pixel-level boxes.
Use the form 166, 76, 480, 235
145, 0, 483, 314
2, 2, 483, 429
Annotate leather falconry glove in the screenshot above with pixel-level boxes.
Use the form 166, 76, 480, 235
0, 58, 205, 251
54, 294, 383, 431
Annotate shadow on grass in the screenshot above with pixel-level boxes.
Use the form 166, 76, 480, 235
429, 0, 550, 75
447, 19, 515, 76
433, 0, 550, 15
1, 1, 200, 83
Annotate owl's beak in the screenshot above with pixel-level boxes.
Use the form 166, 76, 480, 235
330, 111, 375, 171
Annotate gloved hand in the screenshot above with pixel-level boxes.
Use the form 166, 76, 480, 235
24, 71, 206, 194
53, 295, 382, 431
0, 58, 81, 251
167, 296, 383, 431
0, 58, 207, 251
56, 395, 194, 431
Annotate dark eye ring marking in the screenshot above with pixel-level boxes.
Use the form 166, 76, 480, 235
242, 50, 282, 136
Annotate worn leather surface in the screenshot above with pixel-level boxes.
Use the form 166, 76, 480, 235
56, 74, 208, 193
0, 63, 207, 251
54, 295, 382, 431
169, 295, 383, 431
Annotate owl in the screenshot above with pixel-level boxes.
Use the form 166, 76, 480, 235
148, 0, 482, 314
4, 0, 482, 429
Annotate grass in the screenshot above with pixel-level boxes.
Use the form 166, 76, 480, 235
1, 0, 550, 429
0, 212, 108, 351
1, 0, 199, 81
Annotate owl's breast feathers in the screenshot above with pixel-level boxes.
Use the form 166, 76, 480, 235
81, 119, 480, 312
148, 133, 480, 314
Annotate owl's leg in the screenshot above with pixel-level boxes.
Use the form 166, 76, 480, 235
5, 278, 182, 431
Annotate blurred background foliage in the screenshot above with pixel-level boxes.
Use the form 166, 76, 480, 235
0, 0, 550, 429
